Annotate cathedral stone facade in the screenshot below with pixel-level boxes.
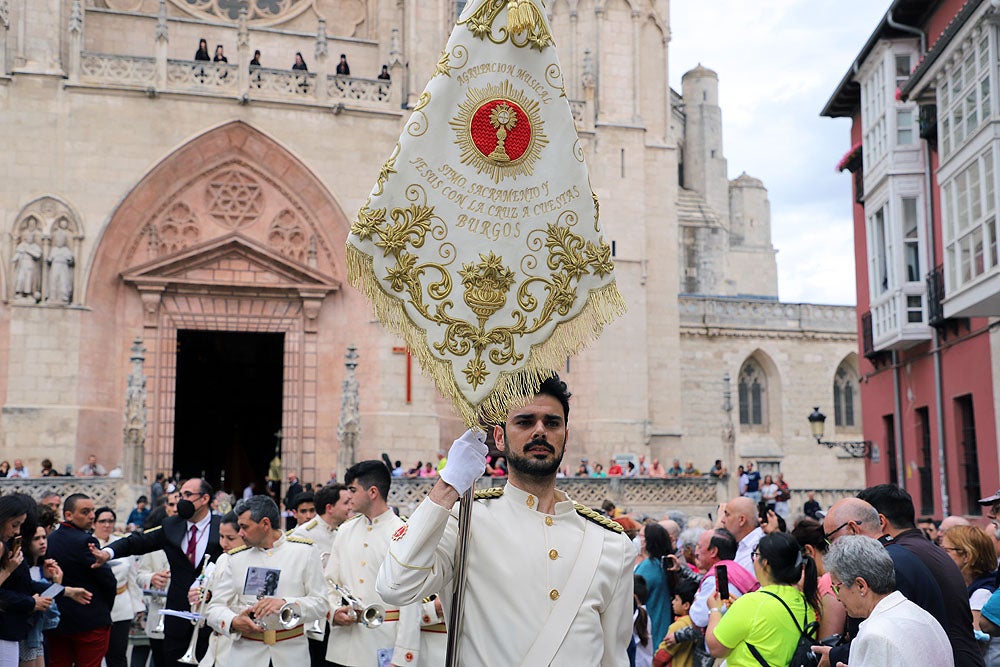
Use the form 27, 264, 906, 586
0, 0, 861, 494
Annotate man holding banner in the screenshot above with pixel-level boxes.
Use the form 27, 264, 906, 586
376, 374, 635, 665
351, 0, 631, 663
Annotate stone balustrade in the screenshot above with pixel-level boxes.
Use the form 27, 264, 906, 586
77, 52, 395, 111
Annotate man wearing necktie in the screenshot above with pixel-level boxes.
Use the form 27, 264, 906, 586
93, 478, 223, 666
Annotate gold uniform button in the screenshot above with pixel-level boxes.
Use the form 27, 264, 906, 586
526, 495, 535, 509
549, 589, 559, 600
361, 560, 366, 566
363, 543, 368, 548
548, 549, 558, 560
544, 516, 553, 526
359, 578, 365, 584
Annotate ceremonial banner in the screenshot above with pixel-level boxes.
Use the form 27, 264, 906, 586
346, 0, 626, 426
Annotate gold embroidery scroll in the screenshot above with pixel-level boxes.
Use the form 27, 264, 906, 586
346, 0, 625, 427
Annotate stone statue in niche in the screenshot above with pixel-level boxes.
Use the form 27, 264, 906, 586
12, 225, 43, 302
47, 219, 75, 304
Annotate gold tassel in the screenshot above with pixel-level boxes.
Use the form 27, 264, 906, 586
346, 242, 628, 428
507, 0, 538, 35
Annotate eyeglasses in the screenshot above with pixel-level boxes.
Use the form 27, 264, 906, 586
824, 521, 851, 545
95, 519, 115, 524
750, 549, 759, 561
180, 491, 203, 499
941, 546, 964, 554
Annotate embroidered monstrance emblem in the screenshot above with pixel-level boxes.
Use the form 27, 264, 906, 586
450, 81, 548, 183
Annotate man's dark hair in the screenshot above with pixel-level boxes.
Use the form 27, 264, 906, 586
63, 493, 90, 515
137, 495, 148, 504
220, 511, 239, 530
709, 527, 738, 561
536, 373, 571, 420
291, 492, 314, 510
857, 484, 916, 529
633, 574, 649, 605
345, 460, 391, 501
155, 473, 165, 481
315, 484, 347, 515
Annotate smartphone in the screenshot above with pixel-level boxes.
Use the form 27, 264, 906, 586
10, 535, 21, 553
757, 501, 769, 525
716, 564, 730, 600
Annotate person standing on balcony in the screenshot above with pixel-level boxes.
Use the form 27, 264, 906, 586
335, 54, 349, 75
377, 65, 391, 81
195, 39, 210, 61
250, 50, 261, 70
293, 52, 309, 71
213, 45, 227, 63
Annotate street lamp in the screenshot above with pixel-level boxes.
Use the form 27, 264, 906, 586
807, 407, 872, 458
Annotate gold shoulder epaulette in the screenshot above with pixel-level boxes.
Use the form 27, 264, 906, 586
285, 528, 295, 536
474, 487, 504, 500
287, 536, 313, 545
143, 526, 162, 534
228, 545, 251, 555
344, 513, 364, 523
574, 504, 624, 533
304, 518, 318, 530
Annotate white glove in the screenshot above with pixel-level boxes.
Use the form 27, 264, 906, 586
439, 429, 488, 495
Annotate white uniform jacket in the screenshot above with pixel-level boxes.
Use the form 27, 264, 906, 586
324, 510, 422, 666
290, 516, 338, 563
290, 517, 339, 640
199, 553, 233, 667
376, 483, 635, 667
204, 534, 328, 667
136, 549, 169, 639
99, 535, 143, 623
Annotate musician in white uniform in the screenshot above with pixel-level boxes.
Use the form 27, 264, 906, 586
290, 483, 351, 666
204, 496, 327, 667
324, 461, 421, 666
377, 374, 635, 666
191, 511, 245, 667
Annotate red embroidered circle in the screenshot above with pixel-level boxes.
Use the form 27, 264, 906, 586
391, 524, 408, 541
470, 99, 532, 162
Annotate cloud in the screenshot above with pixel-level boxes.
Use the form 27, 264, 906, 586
670, 0, 889, 306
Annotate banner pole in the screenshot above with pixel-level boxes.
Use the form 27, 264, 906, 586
446, 484, 475, 666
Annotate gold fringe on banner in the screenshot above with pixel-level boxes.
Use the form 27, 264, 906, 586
347, 243, 626, 428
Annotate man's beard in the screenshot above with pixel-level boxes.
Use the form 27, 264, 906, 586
505, 435, 564, 478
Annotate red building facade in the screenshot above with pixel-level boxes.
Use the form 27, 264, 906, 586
823, 0, 999, 517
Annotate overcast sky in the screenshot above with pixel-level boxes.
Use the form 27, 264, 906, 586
669, 1, 890, 306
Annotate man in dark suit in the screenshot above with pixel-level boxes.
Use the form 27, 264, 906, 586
92, 478, 222, 666
46, 493, 117, 667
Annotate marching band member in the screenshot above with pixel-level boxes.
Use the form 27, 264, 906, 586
192, 511, 245, 667
324, 461, 421, 667
205, 496, 327, 667
290, 483, 351, 666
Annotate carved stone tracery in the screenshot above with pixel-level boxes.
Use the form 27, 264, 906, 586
267, 209, 308, 263
206, 168, 263, 229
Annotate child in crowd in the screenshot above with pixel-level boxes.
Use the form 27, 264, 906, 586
632, 575, 654, 667
653, 578, 699, 667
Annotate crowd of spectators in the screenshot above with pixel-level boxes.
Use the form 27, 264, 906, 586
7, 459, 1000, 667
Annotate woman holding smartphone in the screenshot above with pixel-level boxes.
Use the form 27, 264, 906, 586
0, 494, 53, 667
21, 524, 93, 667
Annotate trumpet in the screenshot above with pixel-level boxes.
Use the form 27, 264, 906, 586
334, 584, 385, 629
256, 602, 302, 631
178, 555, 211, 665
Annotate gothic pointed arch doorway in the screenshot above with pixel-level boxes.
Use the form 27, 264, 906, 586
87, 121, 349, 493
